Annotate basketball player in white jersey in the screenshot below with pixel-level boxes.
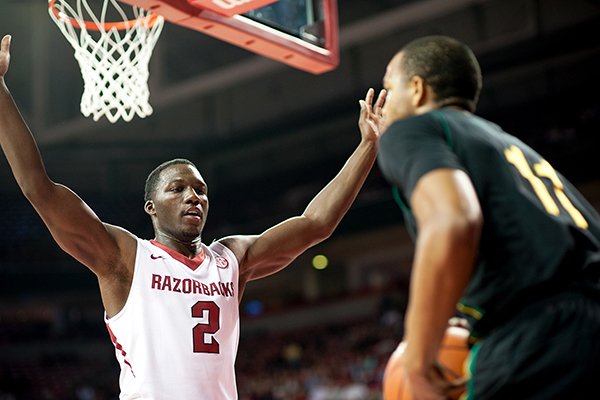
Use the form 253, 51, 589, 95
0, 35, 386, 399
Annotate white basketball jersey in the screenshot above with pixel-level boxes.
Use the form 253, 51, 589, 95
105, 238, 240, 399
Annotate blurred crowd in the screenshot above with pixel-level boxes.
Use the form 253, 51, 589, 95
237, 315, 401, 400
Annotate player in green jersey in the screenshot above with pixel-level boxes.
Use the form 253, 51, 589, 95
367, 35, 600, 399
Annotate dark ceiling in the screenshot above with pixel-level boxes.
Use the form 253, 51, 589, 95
1, 0, 599, 300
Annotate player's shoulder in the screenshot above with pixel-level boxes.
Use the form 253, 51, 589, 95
388, 111, 440, 130
380, 112, 447, 151
213, 235, 257, 264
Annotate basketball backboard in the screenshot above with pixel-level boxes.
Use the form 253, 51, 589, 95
117, 0, 339, 74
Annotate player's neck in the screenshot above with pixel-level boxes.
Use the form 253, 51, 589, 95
435, 97, 473, 112
153, 232, 203, 258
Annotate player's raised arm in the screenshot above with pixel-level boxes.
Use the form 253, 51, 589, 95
0, 35, 135, 278
222, 89, 385, 287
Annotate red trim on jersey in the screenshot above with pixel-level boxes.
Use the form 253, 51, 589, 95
150, 240, 207, 271
106, 323, 136, 377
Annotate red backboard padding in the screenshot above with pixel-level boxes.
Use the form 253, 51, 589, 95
186, 0, 278, 17
118, 0, 339, 74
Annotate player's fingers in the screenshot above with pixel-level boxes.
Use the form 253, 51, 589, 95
448, 317, 470, 329
359, 99, 367, 112
358, 100, 371, 122
445, 377, 468, 399
374, 89, 387, 112
367, 119, 378, 133
449, 376, 469, 387
1, 35, 11, 53
364, 88, 375, 107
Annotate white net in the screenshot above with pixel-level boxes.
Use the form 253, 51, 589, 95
48, 0, 164, 123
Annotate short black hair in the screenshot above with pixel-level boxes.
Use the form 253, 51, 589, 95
144, 158, 198, 201
400, 35, 482, 111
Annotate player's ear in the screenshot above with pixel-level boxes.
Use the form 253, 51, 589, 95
410, 75, 428, 107
144, 200, 156, 216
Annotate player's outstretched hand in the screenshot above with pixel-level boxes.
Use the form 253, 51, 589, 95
358, 88, 386, 141
0, 35, 12, 79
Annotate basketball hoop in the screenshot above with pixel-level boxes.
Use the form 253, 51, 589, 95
48, 0, 164, 123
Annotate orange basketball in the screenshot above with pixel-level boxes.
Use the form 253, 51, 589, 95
383, 326, 470, 400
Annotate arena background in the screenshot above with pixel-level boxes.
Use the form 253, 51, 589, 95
1, 0, 599, 398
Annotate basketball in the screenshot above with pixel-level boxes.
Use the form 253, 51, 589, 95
383, 326, 470, 400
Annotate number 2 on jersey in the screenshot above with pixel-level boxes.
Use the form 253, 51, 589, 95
192, 301, 220, 353
504, 145, 588, 229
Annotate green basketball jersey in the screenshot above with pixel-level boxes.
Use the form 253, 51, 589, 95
378, 109, 600, 338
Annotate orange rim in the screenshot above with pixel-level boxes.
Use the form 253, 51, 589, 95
48, 0, 160, 31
